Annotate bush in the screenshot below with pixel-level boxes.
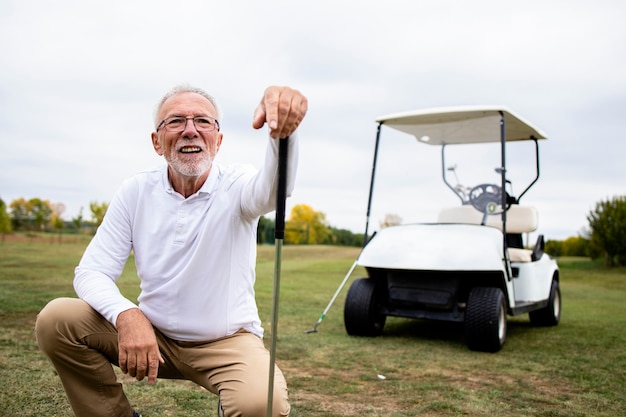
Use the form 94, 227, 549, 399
587, 195, 626, 266
546, 236, 589, 257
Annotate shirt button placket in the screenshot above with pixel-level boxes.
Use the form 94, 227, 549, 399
174, 201, 187, 244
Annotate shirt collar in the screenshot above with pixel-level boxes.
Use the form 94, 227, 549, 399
161, 163, 222, 197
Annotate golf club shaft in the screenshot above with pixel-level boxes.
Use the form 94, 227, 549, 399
306, 258, 359, 333
267, 136, 289, 417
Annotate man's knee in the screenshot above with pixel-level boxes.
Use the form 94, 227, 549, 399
242, 396, 289, 417
221, 383, 290, 417
35, 298, 93, 354
223, 397, 290, 417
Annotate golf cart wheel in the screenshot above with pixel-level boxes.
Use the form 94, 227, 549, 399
344, 278, 386, 336
465, 287, 507, 352
529, 280, 561, 326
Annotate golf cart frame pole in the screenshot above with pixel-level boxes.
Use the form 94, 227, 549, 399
517, 138, 540, 202
363, 122, 383, 247
267, 137, 289, 417
499, 112, 513, 281
441, 144, 466, 204
499, 111, 507, 229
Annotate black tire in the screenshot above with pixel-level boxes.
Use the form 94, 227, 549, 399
344, 278, 386, 336
529, 280, 561, 326
465, 287, 507, 352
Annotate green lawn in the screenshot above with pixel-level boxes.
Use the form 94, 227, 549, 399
1, 234, 624, 416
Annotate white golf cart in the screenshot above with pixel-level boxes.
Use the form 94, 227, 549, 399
343, 106, 561, 352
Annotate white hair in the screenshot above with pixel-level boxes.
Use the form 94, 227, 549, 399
153, 84, 223, 128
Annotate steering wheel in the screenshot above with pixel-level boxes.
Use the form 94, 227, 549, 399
469, 183, 505, 218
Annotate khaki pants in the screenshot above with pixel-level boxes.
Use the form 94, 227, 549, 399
35, 298, 290, 417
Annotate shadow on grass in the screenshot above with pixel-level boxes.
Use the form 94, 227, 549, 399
380, 315, 546, 350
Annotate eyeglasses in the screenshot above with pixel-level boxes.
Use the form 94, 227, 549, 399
156, 116, 220, 133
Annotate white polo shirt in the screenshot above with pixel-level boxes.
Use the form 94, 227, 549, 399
74, 135, 298, 341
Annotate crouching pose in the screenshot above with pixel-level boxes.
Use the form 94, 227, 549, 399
36, 84, 307, 417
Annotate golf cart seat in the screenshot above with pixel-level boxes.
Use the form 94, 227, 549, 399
438, 205, 539, 262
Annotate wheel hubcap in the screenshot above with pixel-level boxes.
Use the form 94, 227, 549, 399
553, 290, 561, 318
497, 304, 506, 343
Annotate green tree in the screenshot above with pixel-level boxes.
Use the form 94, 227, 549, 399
72, 207, 85, 231
0, 198, 12, 239
9, 197, 30, 230
561, 235, 589, 257
29, 198, 53, 231
9, 197, 53, 231
257, 215, 275, 244
285, 204, 330, 244
326, 226, 363, 247
545, 239, 561, 258
587, 195, 626, 266
89, 201, 109, 229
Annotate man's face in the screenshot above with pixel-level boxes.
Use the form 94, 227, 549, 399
151, 92, 223, 179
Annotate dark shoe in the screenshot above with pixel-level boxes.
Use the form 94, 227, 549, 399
133, 412, 142, 417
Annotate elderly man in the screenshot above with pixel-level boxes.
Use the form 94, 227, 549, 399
36, 85, 308, 417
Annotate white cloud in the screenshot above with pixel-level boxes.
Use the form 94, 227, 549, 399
1, 0, 625, 240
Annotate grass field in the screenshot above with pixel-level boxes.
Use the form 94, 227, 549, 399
1, 233, 625, 416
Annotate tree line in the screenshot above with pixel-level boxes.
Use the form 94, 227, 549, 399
257, 204, 364, 247
547, 195, 626, 267
1, 196, 625, 265
0, 197, 109, 235
0, 198, 365, 247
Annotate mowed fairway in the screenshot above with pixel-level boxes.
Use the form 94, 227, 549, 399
1, 234, 625, 416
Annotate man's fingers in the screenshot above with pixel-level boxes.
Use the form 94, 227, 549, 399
252, 86, 308, 139
252, 104, 266, 130
119, 349, 128, 374
135, 360, 147, 381
269, 89, 297, 138
263, 87, 282, 133
147, 361, 159, 384
252, 87, 280, 131
116, 308, 163, 383
127, 353, 137, 377
121, 350, 161, 383
146, 350, 164, 385
275, 95, 307, 139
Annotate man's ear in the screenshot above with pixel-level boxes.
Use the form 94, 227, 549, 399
216, 132, 223, 151
151, 132, 163, 156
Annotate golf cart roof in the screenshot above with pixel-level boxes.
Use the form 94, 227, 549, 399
375, 105, 547, 145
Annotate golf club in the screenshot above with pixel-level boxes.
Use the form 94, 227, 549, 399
267, 136, 289, 417
304, 258, 358, 334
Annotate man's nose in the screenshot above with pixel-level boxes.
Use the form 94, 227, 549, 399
182, 118, 198, 136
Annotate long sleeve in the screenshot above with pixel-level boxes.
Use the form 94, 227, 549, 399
74, 184, 139, 326
240, 133, 299, 220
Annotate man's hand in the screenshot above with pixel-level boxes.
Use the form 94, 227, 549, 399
252, 86, 308, 139
116, 308, 164, 385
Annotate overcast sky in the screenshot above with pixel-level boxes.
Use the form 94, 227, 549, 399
1, 0, 624, 240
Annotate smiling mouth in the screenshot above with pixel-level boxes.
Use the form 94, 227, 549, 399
180, 146, 202, 154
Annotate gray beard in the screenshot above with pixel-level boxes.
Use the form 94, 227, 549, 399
166, 152, 213, 177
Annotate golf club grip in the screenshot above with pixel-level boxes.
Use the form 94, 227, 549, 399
275, 137, 289, 239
